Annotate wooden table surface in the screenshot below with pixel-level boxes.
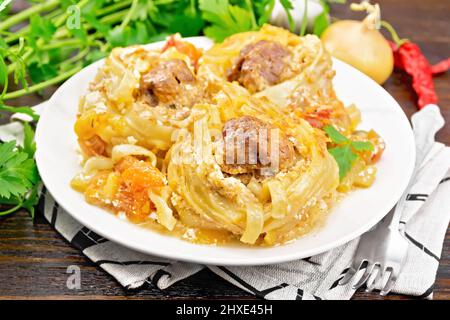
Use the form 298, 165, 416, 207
1, 0, 449, 300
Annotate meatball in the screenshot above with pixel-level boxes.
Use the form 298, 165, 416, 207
220, 116, 294, 175
228, 40, 292, 93
141, 59, 199, 108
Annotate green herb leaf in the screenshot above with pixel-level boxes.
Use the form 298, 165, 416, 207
147, 32, 171, 44
324, 125, 374, 180
199, 0, 254, 42
106, 25, 130, 47
29, 15, 57, 42
80, 0, 107, 12
0, 0, 11, 19
22, 122, 36, 158
28, 62, 58, 84
279, 0, 295, 32
0, 126, 40, 218
168, 14, 205, 37
0, 104, 39, 121
328, 144, 358, 180
132, 0, 157, 21
351, 140, 374, 152
60, 0, 78, 10
0, 141, 39, 199
83, 13, 111, 34
313, 11, 329, 36
0, 37, 7, 49
0, 53, 7, 91
323, 125, 349, 144
299, 0, 308, 36
133, 21, 151, 44
84, 49, 108, 66
255, 0, 275, 25
67, 25, 88, 45
21, 183, 41, 219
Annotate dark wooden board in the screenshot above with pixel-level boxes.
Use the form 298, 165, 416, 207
0, 0, 449, 300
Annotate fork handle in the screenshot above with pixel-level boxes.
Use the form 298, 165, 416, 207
387, 105, 444, 229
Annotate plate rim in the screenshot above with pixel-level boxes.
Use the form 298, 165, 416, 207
35, 36, 416, 266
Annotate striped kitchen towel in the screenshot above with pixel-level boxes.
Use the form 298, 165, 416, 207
1, 104, 449, 300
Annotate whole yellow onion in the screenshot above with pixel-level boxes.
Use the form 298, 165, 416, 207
321, 2, 393, 84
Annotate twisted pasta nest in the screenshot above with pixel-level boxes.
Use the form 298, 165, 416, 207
199, 24, 354, 133
72, 25, 382, 246
167, 84, 339, 244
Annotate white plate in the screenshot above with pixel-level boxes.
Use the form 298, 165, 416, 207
35, 37, 415, 266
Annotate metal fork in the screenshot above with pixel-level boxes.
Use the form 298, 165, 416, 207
339, 105, 444, 295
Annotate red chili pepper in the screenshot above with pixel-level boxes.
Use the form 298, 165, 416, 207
389, 41, 437, 109
431, 58, 450, 75
388, 41, 404, 69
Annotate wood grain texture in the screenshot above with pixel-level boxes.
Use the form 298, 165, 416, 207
0, 0, 449, 300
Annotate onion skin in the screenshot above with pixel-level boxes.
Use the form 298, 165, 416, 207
321, 20, 394, 84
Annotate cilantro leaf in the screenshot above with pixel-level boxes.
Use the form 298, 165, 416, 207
328, 144, 358, 180
323, 125, 349, 144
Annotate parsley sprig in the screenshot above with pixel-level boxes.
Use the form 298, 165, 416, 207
323, 125, 373, 180
0, 0, 295, 217
0, 0, 346, 216
0, 123, 40, 218
0, 0, 346, 108
0, 0, 301, 217
199, 0, 256, 42
0, 1, 304, 113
